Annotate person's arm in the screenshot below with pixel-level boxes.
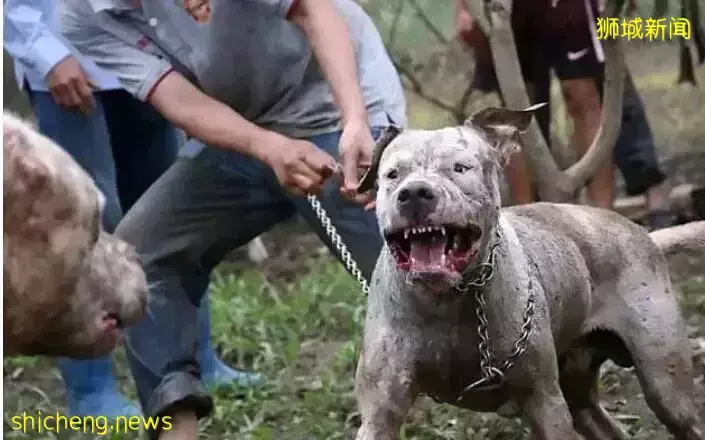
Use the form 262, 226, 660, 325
286, 0, 367, 127
283, 0, 379, 200
58, 8, 269, 157
3, 0, 73, 80
58, 6, 337, 195
148, 72, 280, 163
5, 0, 96, 112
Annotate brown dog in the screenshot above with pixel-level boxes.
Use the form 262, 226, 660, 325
3, 111, 148, 358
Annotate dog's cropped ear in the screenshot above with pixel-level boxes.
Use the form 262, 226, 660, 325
356, 125, 402, 194
465, 102, 547, 167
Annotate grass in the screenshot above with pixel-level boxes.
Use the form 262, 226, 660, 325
5, 252, 701, 439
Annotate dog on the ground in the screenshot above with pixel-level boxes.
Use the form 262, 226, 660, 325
3, 111, 147, 358
354, 104, 705, 440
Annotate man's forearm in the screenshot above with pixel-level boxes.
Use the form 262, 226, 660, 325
148, 71, 278, 163
289, 0, 368, 126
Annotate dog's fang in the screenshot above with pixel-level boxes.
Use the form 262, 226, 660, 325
441, 226, 446, 236
404, 229, 410, 239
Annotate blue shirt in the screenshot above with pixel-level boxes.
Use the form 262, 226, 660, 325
3, 0, 121, 91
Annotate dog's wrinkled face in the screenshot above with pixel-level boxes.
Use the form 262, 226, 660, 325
3, 112, 148, 358
368, 105, 543, 291
60, 232, 148, 358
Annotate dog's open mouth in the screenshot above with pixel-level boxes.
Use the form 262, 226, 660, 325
385, 224, 482, 275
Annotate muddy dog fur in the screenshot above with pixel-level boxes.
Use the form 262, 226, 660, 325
354, 105, 705, 440
3, 111, 147, 358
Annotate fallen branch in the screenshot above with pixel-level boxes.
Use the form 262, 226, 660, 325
613, 183, 697, 221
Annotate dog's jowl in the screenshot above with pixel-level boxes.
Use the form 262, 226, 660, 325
354, 105, 705, 440
3, 111, 148, 359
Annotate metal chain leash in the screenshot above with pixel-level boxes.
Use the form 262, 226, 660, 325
306, 193, 536, 398
306, 194, 370, 295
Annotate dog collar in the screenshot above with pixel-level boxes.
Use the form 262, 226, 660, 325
453, 229, 502, 294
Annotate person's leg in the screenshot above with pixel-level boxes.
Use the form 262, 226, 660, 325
549, 9, 615, 209
487, 33, 551, 205
471, 49, 534, 205
102, 91, 261, 388
599, 72, 673, 229
195, 298, 263, 389
26, 89, 139, 418
116, 141, 295, 439
560, 77, 614, 208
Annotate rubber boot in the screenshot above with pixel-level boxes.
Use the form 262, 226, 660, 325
196, 297, 263, 390
57, 356, 141, 419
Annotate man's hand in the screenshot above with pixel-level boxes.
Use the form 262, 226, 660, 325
339, 119, 376, 207
260, 132, 339, 197
46, 56, 95, 114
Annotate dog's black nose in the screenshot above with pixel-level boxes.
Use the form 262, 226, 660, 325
397, 181, 438, 221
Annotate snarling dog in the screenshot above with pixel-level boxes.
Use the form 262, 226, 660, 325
354, 105, 705, 440
3, 111, 148, 358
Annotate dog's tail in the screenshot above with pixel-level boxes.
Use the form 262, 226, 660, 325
649, 221, 705, 257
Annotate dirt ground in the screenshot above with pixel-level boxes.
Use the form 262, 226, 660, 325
3, 42, 705, 439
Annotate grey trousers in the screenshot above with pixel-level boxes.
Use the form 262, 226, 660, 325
115, 129, 383, 433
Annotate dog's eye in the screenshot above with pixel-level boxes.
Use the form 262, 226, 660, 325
453, 163, 471, 173
385, 169, 399, 180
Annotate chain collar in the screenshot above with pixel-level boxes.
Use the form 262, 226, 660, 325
449, 229, 537, 400
453, 229, 502, 294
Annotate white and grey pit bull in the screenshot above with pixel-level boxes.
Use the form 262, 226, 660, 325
354, 104, 705, 440
3, 111, 148, 359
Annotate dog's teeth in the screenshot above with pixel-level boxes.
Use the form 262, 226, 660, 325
404, 229, 410, 239
441, 226, 446, 236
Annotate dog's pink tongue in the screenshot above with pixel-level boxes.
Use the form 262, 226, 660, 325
410, 236, 446, 271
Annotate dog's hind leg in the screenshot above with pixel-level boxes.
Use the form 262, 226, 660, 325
559, 346, 628, 440
613, 283, 704, 440
629, 342, 704, 440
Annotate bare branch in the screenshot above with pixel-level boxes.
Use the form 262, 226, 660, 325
406, 0, 449, 46
392, 58, 460, 115
455, 82, 476, 124
388, 0, 406, 49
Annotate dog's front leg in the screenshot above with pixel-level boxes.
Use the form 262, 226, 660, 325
516, 319, 580, 439
519, 384, 579, 440
354, 337, 416, 440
